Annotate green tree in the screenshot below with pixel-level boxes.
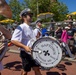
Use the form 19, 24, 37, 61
50, 2, 69, 21
9, 0, 24, 21
23, 0, 38, 20
0, 16, 6, 21
24, 0, 69, 21
24, 0, 51, 15
6, 0, 69, 22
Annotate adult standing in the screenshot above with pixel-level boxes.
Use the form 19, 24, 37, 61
64, 15, 73, 25
67, 24, 76, 54
61, 26, 75, 59
11, 8, 42, 75
33, 19, 42, 39
55, 25, 62, 40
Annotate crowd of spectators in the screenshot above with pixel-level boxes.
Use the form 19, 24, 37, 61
41, 15, 76, 60
1, 15, 76, 60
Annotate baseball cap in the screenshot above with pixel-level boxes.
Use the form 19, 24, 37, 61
65, 26, 70, 29
19, 8, 33, 17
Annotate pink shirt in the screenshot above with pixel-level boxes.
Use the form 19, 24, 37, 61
61, 30, 68, 43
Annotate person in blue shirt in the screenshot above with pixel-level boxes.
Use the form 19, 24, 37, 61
41, 24, 48, 36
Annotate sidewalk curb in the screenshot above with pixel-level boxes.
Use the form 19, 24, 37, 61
63, 57, 76, 62
8, 49, 20, 54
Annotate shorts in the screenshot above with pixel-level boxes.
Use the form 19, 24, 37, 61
20, 51, 39, 72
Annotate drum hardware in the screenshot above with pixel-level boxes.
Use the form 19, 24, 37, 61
32, 50, 42, 54
27, 36, 62, 70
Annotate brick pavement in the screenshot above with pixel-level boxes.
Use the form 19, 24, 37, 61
1, 45, 76, 75
1, 52, 76, 75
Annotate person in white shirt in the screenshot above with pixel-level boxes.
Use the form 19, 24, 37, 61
11, 8, 42, 75
33, 19, 42, 39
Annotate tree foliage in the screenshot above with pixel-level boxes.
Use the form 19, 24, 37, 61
24, 0, 69, 21
50, 2, 69, 21
0, 0, 69, 22
8, 0, 24, 21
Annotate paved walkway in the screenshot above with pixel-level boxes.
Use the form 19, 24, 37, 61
1, 52, 76, 75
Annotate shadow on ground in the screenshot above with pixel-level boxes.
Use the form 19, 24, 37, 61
46, 71, 67, 75
4, 61, 22, 71
56, 64, 67, 71
64, 61, 72, 65
46, 72, 60, 75
4, 55, 10, 58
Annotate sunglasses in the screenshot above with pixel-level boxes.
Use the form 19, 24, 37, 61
27, 13, 33, 17
22, 12, 33, 17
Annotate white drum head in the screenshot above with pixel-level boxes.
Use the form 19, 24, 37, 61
32, 37, 62, 69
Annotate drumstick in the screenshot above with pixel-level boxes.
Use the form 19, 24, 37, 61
32, 50, 42, 54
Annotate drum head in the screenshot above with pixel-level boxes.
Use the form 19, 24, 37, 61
32, 37, 62, 70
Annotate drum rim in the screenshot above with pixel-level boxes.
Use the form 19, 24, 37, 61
32, 36, 62, 49
31, 36, 62, 69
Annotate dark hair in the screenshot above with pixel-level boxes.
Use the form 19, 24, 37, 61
21, 12, 33, 17
20, 13, 27, 23
36, 20, 42, 24
21, 13, 27, 17
20, 12, 33, 23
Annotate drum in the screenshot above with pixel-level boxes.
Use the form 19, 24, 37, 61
27, 36, 62, 70
0, 31, 8, 61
